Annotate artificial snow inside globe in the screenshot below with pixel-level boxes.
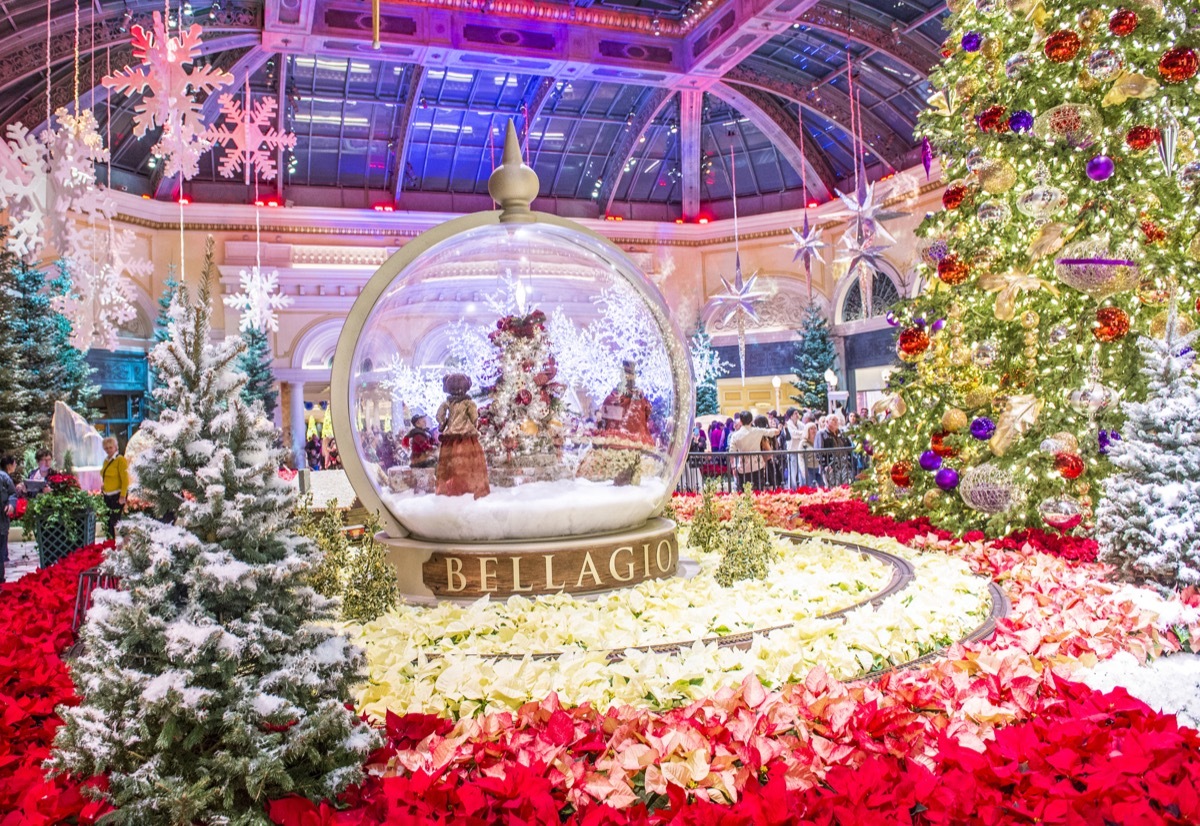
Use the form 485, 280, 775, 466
332, 123, 694, 603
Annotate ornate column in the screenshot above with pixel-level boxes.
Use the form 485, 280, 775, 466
289, 382, 306, 469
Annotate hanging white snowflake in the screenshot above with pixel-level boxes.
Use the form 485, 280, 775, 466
204, 92, 296, 182
101, 11, 233, 181
53, 258, 139, 351
223, 266, 293, 332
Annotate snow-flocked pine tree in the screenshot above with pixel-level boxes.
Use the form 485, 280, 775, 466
50, 238, 377, 824
1096, 309, 1200, 590
145, 266, 182, 420
790, 304, 836, 411
690, 326, 726, 417
0, 234, 24, 457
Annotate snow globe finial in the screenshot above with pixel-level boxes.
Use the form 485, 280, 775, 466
488, 119, 539, 223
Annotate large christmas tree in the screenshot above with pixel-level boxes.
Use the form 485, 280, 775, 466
1096, 310, 1200, 588
790, 304, 837, 411
861, 0, 1200, 533
50, 239, 376, 822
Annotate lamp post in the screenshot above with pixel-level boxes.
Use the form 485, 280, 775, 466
771, 375, 781, 411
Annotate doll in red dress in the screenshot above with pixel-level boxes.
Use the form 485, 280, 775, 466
435, 374, 490, 498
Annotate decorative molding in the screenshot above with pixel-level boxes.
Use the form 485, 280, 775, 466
796, 6, 939, 77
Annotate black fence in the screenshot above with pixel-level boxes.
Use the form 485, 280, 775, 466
675, 447, 862, 494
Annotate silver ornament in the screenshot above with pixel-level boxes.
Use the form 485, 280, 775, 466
973, 340, 999, 368
1177, 161, 1200, 190
1048, 323, 1071, 345
960, 464, 1024, 514
1054, 236, 1140, 298
1085, 49, 1123, 81
1038, 496, 1083, 530
1159, 107, 1179, 177
1016, 183, 1067, 219
1005, 52, 1033, 78
977, 199, 1013, 226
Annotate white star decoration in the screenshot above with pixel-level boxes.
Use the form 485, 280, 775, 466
204, 92, 296, 183
101, 11, 233, 181
836, 225, 889, 318
223, 266, 293, 332
832, 170, 907, 245
710, 255, 766, 326
784, 212, 826, 297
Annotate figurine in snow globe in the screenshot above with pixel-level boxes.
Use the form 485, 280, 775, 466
435, 373, 490, 499
332, 121, 694, 603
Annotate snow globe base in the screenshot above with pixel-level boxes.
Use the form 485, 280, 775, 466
381, 517, 680, 603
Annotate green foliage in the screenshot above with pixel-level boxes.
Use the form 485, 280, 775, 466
714, 485, 774, 587
239, 324, 279, 419
341, 513, 399, 624
21, 470, 105, 532
790, 304, 836, 411
688, 480, 723, 555
298, 496, 351, 599
861, 0, 1199, 533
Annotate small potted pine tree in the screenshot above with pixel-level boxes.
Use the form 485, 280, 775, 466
23, 458, 104, 567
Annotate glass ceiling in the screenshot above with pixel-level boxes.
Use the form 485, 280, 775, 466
0, 0, 948, 218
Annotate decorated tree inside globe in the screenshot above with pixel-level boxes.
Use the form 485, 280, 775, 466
479, 307, 565, 474
50, 238, 376, 820
790, 303, 837, 411
1096, 309, 1200, 589
860, 0, 1200, 532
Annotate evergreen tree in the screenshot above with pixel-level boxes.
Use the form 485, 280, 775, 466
145, 267, 181, 420
51, 238, 376, 823
690, 326, 727, 416
47, 262, 100, 419
340, 513, 399, 624
239, 324, 279, 420
1096, 311, 1200, 590
861, 0, 1200, 532
714, 485, 775, 587
688, 480, 723, 555
0, 237, 24, 458
790, 304, 836, 411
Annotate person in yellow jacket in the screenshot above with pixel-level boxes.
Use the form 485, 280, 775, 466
100, 436, 129, 539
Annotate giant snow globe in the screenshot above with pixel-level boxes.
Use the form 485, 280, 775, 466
333, 123, 694, 602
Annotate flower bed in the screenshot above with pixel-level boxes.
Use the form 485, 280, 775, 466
5, 494, 1200, 825
352, 533, 992, 719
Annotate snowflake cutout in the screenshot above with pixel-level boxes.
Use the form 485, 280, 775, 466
204, 92, 296, 182
52, 222, 148, 351
223, 266, 293, 332
101, 11, 233, 181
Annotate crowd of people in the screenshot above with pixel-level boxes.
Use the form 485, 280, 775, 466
685, 407, 870, 492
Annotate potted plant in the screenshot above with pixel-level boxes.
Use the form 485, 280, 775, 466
23, 470, 104, 568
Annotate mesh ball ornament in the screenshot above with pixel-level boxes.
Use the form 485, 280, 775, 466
1125, 125, 1160, 152
1054, 236, 1140, 298
1044, 30, 1082, 63
959, 463, 1024, 514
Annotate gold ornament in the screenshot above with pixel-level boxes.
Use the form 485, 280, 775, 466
1137, 275, 1175, 305
1020, 310, 1041, 329
1180, 128, 1197, 149
1102, 70, 1160, 107
979, 160, 1018, 193
1006, 0, 1034, 13
989, 393, 1043, 456
1135, 190, 1161, 214
955, 75, 981, 101
981, 37, 1003, 59
923, 489, 942, 509
1023, 345, 1039, 358
1188, 230, 1200, 260
964, 387, 994, 409
942, 408, 969, 432
949, 320, 966, 336
978, 269, 1061, 321
950, 347, 972, 367
1023, 331, 1039, 345
948, 302, 966, 319
1077, 71, 1100, 91
1149, 310, 1197, 339
1077, 7, 1104, 28
1051, 431, 1080, 454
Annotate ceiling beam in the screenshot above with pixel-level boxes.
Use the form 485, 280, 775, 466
723, 64, 908, 170
391, 65, 428, 202
815, 4, 946, 90
599, 87, 673, 215
276, 53, 291, 201
797, 6, 939, 78
517, 77, 555, 153
708, 80, 835, 200
682, 0, 822, 83
678, 89, 702, 221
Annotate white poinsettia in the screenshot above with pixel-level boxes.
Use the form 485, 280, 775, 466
352, 532, 992, 720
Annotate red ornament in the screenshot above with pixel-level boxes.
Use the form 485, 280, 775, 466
1044, 30, 1082, 63
942, 184, 967, 210
1196, 296, 1200, 315
1158, 47, 1199, 85
937, 255, 971, 285
1093, 306, 1131, 342
897, 328, 930, 360
1141, 219, 1167, 244
976, 105, 1007, 133
931, 431, 958, 459
890, 461, 913, 488
1125, 125, 1160, 152
1055, 452, 1085, 480
1108, 8, 1139, 36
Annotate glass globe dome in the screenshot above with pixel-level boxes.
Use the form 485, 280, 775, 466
341, 219, 694, 543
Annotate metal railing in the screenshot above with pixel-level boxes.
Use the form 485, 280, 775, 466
675, 447, 863, 494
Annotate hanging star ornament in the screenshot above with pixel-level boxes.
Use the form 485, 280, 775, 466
836, 223, 889, 318
223, 266, 294, 332
784, 213, 826, 296
102, 10, 233, 181
832, 167, 908, 245
710, 255, 766, 326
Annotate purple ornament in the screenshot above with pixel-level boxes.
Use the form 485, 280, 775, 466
914, 316, 927, 328
922, 136, 933, 180
935, 467, 960, 491
885, 311, 900, 327
1009, 110, 1034, 132
931, 318, 946, 334
970, 417, 996, 440
1099, 429, 1122, 455
961, 32, 982, 52
919, 450, 943, 472
1086, 155, 1115, 181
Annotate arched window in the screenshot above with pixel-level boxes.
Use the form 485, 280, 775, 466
840, 271, 900, 323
